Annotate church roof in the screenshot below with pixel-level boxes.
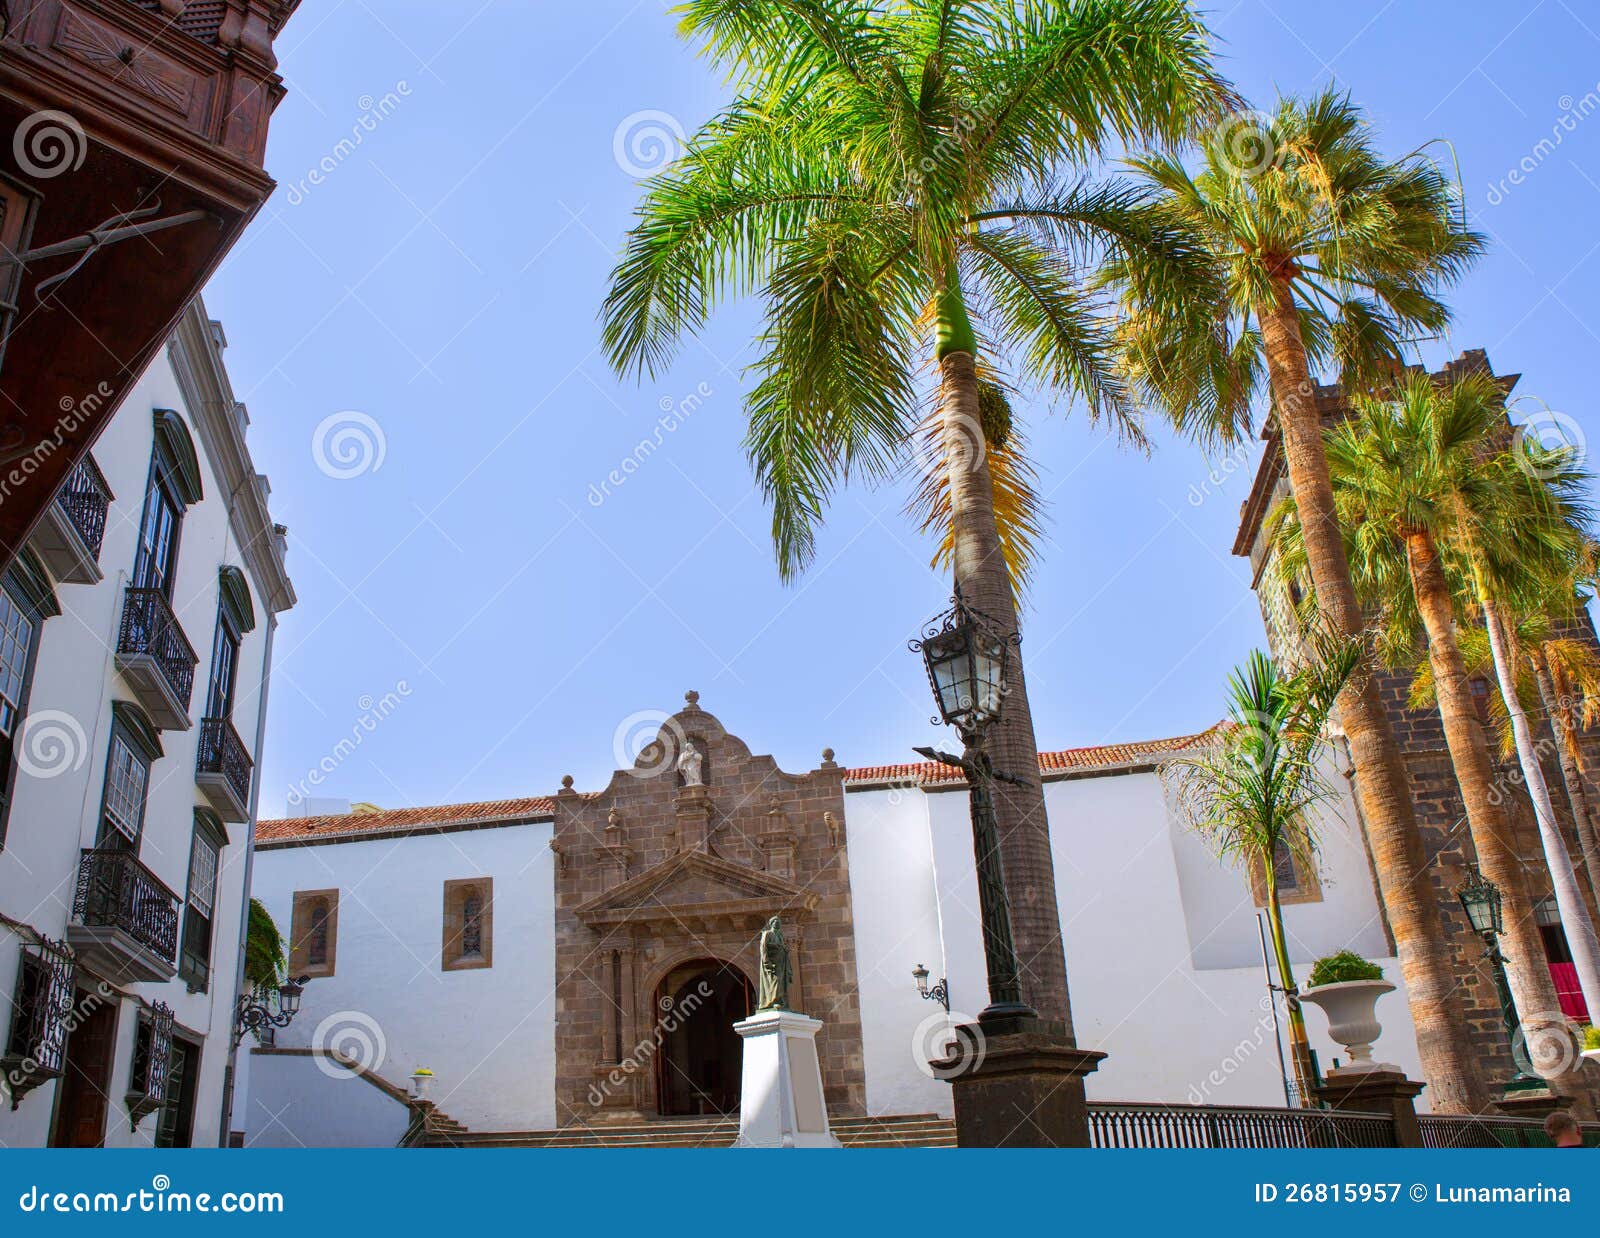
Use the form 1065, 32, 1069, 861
254, 727, 1220, 848
841, 726, 1220, 788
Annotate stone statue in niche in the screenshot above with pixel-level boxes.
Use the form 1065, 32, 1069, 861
677, 739, 705, 786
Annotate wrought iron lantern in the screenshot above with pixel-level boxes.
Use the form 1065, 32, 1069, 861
912, 963, 950, 1012
233, 975, 310, 1048
1456, 866, 1504, 937
912, 586, 1013, 736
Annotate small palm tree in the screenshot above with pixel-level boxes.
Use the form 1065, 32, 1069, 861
1107, 88, 1487, 1112
1168, 635, 1361, 1106
602, 0, 1232, 1020
1282, 370, 1597, 1090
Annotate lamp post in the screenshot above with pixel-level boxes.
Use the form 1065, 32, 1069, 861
912, 963, 950, 1013
911, 586, 1036, 1025
1455, 868, 1541, 1090
232, 975, 310, 1050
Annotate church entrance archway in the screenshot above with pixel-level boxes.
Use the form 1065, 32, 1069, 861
654, 959, 753, 1116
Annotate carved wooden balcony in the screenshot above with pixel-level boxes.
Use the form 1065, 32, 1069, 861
115, 586, 197, 729
0, 0, 299, 570
30, 454, 110, 583
68, 848, 180, 983
196, 714, 251, 822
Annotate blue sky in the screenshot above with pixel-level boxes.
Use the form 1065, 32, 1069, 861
207, 1, 1600, 816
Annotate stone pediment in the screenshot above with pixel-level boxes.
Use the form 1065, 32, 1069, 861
575, 849, 816, 931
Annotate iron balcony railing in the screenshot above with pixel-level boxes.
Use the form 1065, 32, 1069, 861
118, 587, 198, 712
72, 849, 181, 966
197, 715, 253, 809
1087, 1101, 1397, 1149
54, 455, 111, 561
1420, 1113, 1600, 1149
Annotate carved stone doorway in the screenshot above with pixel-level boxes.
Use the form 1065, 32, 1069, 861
654, 960, 753, 1117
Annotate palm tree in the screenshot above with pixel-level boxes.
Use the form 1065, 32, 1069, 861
1168, 635, 1360, 1106
1108, 89, 1488, 1111
602, 0, 1232, 1023
1293, 371, 1596, 1102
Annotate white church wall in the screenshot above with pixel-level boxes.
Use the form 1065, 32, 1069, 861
242, 820, 556, 1142
844, 765, 1427, 1116
243, 1051, 411, 1148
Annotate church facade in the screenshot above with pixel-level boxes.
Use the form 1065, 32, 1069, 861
238, 693, 1421, 1145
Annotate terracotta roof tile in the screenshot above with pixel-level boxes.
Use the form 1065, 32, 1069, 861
254, 728, 1220, 846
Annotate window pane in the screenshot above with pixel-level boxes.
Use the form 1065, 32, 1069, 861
188, 834, 218, 916
0, 588, 33, 736
102, 736, 148, 843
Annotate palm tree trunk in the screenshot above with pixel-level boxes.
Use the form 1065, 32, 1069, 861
937, 339, 1074, 1030
1257, 280, 1486, 1111
1478, 596, 1600, 1018
1406, 530, 1591, 1106
1266, 880, 1317, 1105
1531, 649, 1600, 918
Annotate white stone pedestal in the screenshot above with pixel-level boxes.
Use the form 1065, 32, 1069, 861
732, 1009, 841, 1148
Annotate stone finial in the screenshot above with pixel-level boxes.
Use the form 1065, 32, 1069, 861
559, 774, 575, 793
684, 689, 701, 709
820, 747, 837, 768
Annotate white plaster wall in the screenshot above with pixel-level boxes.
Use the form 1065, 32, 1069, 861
240, 820, 557, 1143
0, 346, 278, 1148
243, 1051, 410, 1148
844, 765, 1427, 1117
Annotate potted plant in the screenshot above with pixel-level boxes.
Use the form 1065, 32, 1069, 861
409, 1067, 434, 1100
1299, 951, 1396, 1072
1582, 1025, 1600, 1066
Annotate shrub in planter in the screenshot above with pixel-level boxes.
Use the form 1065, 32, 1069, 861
1307, 950, 1385, 988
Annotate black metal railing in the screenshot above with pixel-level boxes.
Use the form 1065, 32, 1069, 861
72, 849, 181, 965
118, 587, 198, 711
1087, 1101, 1397, 1148
197, 715, 252, 807
1420, 1114, 1600, 1149
54, 455, 111, 561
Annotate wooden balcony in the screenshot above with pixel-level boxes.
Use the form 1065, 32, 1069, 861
114, 585, 197, 729
29, 454, 110, 582
0, 0, 299, 571
68, 848, 180, 983
196, 714, 251, 822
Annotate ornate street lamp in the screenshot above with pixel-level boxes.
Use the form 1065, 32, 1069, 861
232, 975, 310, 1049
911, 587, 1035, 1025
912, 963, 950, 1012
1454, 867, 1540, 1090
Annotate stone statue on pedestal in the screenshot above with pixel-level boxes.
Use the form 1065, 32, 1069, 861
757, 915, 792, 1012
677, 739, 705, 786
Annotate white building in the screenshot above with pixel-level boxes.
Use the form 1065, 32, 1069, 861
0, 297, 294, 1147
240, 698, 1424, 1147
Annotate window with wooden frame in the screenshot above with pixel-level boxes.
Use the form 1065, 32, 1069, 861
1247, 832, 1323, 907
288, 889, 338, 978
0, 552, 57, 849
178, 812, 226, 991
96, 702, 163, 852
442, 878, 493, 971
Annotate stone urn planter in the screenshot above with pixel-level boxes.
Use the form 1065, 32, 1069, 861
409, 1068, 434, 1100
1299, 979, 1396, 1071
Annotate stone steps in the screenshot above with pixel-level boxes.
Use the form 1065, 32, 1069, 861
431, 1112, 956, 1149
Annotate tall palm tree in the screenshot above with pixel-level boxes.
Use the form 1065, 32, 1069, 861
1168, 636, 1361, 1106
602, 0, 1232, 1023
1292, 371, 1596, 1102
1108, 89, 1488, 1110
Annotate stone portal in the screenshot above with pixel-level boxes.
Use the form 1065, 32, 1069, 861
553, 693, 867, 1124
